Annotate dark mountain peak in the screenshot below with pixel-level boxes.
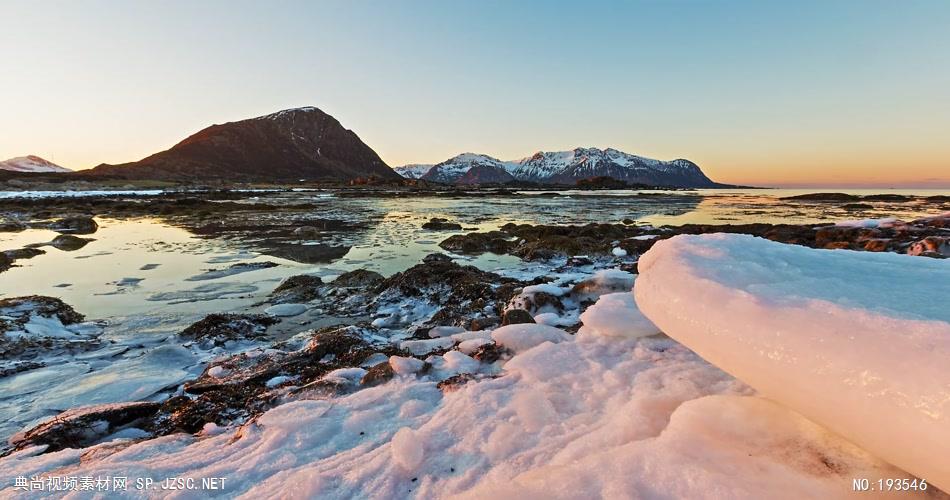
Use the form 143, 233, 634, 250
90, 107, 399, 182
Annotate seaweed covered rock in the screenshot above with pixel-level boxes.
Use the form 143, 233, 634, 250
332, 269, 384, 289
422, 218, 463, 230
270, 275, 324, 303
179, 314, 278, 345
10, 401, 159, 453
49, 216, 99, 235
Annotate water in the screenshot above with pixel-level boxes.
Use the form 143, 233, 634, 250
3, 188, 948, 321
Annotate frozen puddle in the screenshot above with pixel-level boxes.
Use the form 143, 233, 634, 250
636, 233, 950, 491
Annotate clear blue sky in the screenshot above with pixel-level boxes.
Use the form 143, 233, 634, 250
1, 0, 948, 186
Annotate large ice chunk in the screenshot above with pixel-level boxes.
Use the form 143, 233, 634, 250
635, 233, 950, 489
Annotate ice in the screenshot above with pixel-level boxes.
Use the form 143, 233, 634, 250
611, 247, 627, 257
635, 233, 950, 489
577, 292, 660, 340
490, 323, 571, 353
264, 303, 307, 317
835, 217, 901, 228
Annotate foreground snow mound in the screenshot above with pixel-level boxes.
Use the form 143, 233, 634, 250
635, 233, 950, 490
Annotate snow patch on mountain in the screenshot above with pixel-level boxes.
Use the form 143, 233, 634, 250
0, 156, 71, 173
393, 164, 434, 179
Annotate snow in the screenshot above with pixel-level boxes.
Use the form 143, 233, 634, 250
490, 323, 571, 353
393, 164, 434, 179
391, 427, 425, 471
520, 283, 567, 297
0, 155, 71, 173
389, 356, 425, 375
400, 337, 455, 356
577, 292, 660, 340
635, 233, 950, 490
611, 247, 627, 256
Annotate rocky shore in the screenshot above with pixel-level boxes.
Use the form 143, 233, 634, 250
3, 196, 948, 456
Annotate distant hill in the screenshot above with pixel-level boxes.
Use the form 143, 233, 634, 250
89, 107, 400, 182
0, 155, 71, 173
396, 148, 720, 188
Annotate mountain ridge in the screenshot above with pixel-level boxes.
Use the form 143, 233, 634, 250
397, 148, 719, 187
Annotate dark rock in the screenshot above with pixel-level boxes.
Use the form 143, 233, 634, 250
11, 401, 160, 453
333, 269, 385, 289
422, 218, 463, 231
439, 231, 514, 254
360, 362, 395, 387
50, 234, 93, 251
49, 216, 98, 235
501, 309, 535, 326
422, 253, 453, 264
471, 343, 509, 364
179, 314, 278, 345
270, 275, 324, 303
437, 373, 476, 392
0, 252, 9, 273
0, 221, 26, 233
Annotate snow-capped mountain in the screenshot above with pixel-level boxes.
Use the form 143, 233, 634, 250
420, 153, 512, 184
406, 147, 718, 187
393, 164, 433, 179
0, 155, 72, 173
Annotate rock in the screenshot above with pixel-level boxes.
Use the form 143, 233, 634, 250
908, 236, 950, 258
360, 362, 395, 387
49, 234, 93, 251
422, 218, 463, 230
471, 342, 509, 364
439, 231, 514, 254
0, 296, 85, 327
49, 216, 98, 235
781, 193, 860, 202
501, 309, 535, 326
270, 275, 323, 303
264, 243, 350, 264
11, 401, 159, 453
0, 221, 26, 233
437, 373, 476, 392
422, 253, 452, 264
179, 314, 278, 345
333, 269, 385, 289
0, 252, 10, 273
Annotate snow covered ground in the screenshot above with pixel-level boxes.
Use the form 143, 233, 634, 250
4, 235, 944, 497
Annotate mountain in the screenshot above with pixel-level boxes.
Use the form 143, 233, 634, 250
89, 107, 400, 182
393, 164, 433, 179
0, 155, 71, 173
408, 147, 718, 187
420, 154, 512, 184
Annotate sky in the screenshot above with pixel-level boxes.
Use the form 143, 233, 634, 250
1, 0, 948, 187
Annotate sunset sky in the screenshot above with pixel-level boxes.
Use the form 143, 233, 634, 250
1, 0, 948, 187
